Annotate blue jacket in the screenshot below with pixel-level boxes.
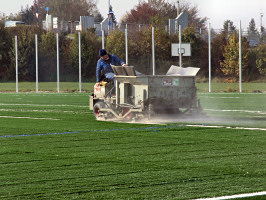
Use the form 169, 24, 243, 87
96, 54, 125, 82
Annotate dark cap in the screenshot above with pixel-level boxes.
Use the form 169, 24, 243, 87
99, 49, 107, 57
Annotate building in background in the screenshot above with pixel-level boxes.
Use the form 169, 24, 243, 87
169, 1, 188, 34
169, 12, 189, 34
76, 16, 94, 31
94, 18, 109, 36
5, 21, 25, 27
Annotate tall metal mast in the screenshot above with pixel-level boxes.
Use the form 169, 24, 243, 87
177, 1, 180, 18
260, 12, 264, 33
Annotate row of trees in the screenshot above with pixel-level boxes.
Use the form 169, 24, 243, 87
0, 0, 264, 82
121, 0, 207, 30
0, 0, 264, 35
107, 27, 265, 81
0, 24, 100, 82
0, 0, 103, 25
1, 0, 207, 30
0, 22, 265, 82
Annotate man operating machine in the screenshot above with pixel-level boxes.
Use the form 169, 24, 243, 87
96, 49, 127, 86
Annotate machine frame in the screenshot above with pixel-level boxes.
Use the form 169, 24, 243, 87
90, 73, 203, 121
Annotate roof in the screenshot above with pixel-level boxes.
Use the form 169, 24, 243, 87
5, 21, 25, 27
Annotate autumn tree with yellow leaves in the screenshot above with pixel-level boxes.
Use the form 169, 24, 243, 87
220, 33, 249, 81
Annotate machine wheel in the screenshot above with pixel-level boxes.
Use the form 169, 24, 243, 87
93, 102, 105, 119
122, 107, 133, 120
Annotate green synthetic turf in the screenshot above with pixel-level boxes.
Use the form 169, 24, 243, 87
0, 93, 265, 199
0, 82, 95, 92
197, 93, 266, 128
235, 196, 266, 200
196, 82, 266, 93
0, 82, 265, 93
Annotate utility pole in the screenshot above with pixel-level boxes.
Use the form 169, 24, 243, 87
179, 25, 182, 67
15, 36, 18, 93
175, 1, 180, 34
176, 1, 180, 17
239, 21, 242, 93
35, 1, 39, 25
208, 23, 211, 93
152, 27, 155, 75
108, 0, 112, 32
260, 12, 264, 34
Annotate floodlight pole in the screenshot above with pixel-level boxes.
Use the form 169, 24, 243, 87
239, 21, 242, 93
179, 25, 182, 67
177, 1, 180, 17
56, 33, 60, 93
15, 35, 18, 93
152, 27, 155, 75
102, 29, 105, 49
260, 12, 263, 34
125, 24, 128, 64
108, 0, 111, 32
79, 32, 82, 92
35, 34, 39, 93
208, 23, 211, 93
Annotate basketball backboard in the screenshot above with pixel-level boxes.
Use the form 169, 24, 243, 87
171, 43, 191, 56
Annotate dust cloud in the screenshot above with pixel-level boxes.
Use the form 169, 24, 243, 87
98, 94, 266, 129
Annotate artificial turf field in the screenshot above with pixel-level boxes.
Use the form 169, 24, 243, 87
0, 92, 265, 199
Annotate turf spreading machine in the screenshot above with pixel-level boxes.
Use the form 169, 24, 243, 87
90, 65, 203, 121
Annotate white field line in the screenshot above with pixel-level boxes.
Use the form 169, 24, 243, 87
193, 191, 266, 200
232, 127, 266, 131
0, 108, 75, 113
186, 125, 266, 131
205, 97, 241, 99
205, 109, 266, 115
0, 103, 89, 108
198, 93, 266, 95
14, 94, 89, 97
0, 116, 60, 120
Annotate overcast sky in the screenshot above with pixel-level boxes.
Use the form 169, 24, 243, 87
1, 0, 265, 30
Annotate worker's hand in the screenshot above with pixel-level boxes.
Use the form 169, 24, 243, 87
122, 63, 127, 66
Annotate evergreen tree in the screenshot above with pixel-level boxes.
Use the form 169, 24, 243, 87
39, 32, 57, 81
109, 5, 117, 27
223, 20, 236, 32
248, 18, 257, 33
9, 28, 36, 81
68, 29, 100, 80
20, 5, 35, 25
256, 44, 266, 76
0, 23, 12, 80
